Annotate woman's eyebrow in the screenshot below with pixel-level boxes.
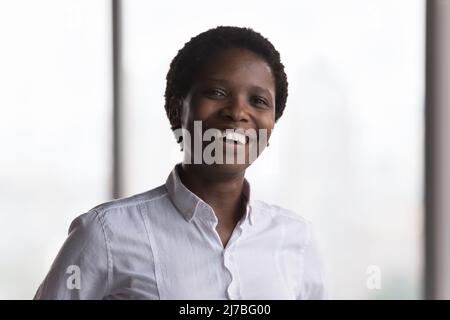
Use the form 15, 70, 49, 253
202, 78, 273, 96
250, 86, 273, 98
201, 78, 230, 84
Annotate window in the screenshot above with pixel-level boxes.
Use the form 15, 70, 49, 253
0, 0, 112, 299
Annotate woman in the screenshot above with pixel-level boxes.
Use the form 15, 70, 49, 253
34, 26, 327, 300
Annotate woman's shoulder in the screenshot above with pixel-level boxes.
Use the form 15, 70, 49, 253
68, 184, 169, 233
90, 184, 169, 214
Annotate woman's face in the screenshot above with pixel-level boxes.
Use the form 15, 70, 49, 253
177, 47, 276, 174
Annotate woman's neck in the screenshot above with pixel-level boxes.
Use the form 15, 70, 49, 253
179, 164, 246, 226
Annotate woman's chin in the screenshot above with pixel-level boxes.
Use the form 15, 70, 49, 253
202, 162, 250, 177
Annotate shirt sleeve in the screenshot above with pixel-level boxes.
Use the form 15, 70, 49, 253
296, 221, 328, 300
33, 210, 110, 300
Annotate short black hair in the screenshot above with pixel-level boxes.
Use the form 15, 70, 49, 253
164, 26, 288, 131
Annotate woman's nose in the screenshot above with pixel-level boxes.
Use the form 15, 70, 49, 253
219, 96, 250, 122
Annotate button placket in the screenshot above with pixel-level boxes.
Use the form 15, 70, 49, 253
197, 201, 248, 299
225, 259, 237, 298
224, 243, 241, 299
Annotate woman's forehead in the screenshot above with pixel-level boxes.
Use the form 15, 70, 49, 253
201, 47, 269, 70
195, 48, 275, 89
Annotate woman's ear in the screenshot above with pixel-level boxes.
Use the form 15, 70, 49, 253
168, 97, 183, 129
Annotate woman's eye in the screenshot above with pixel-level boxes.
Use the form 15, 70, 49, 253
252, 96, 268, 106
205, 88, 226, 98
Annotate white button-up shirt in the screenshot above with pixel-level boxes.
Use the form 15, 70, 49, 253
34, 164, 327, 300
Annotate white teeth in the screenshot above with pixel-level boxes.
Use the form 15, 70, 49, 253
212, 130, 247, 144
224, 131, 246, 144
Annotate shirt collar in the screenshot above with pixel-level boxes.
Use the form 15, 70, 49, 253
165, 163, 254, 226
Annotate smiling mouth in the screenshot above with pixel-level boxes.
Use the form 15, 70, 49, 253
211, 130, 249, 145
